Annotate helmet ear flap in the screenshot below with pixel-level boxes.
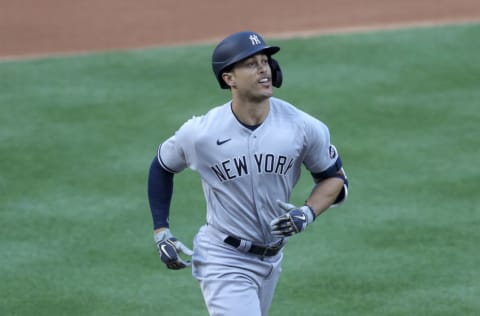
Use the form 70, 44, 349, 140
269, 58, 283, 88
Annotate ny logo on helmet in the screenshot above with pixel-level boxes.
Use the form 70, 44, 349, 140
249, 34, 261, 45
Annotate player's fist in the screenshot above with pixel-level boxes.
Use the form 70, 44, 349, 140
154, 229, 194, 270
270, 200, 316, 237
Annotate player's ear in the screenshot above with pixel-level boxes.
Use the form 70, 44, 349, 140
222, 72, 235, 89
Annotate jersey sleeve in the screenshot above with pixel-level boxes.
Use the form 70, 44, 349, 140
301, 113, 341, 176
157, 118, 196, 173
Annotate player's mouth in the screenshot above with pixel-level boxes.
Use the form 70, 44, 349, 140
258, 77, 270, 87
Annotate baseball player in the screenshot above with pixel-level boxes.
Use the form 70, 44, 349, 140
148, 31, 349, 316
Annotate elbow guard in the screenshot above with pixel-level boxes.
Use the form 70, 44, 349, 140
329, 169, 349, 207
310, 150, 349, 207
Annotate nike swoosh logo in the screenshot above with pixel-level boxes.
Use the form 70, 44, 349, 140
293, 215, 306, 221
216, 138, 231, 145
160, 244, 173, 259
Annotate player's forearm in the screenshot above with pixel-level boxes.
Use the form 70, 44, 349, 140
305, 177, 345, 217
148, 156, 174, 230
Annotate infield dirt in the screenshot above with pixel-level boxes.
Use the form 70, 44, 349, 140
1, 0, 480, 59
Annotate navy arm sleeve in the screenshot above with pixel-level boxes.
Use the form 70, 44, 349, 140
148, 156, 174, 229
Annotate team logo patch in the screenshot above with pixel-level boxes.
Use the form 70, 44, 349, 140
249, 34, 261, 45
329, 145, 337, 159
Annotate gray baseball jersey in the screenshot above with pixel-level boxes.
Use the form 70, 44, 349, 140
158, 97, 337, 244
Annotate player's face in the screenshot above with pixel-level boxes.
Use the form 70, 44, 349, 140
230, 53, 273, 101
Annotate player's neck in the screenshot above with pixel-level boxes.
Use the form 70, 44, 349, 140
231, 98, 270, 126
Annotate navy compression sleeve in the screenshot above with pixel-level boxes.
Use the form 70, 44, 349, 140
148, 156, 174, 229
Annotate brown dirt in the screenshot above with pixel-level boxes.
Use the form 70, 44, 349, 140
1, 0, 480, 59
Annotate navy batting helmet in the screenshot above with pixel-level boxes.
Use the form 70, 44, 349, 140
212, 31, 283, 89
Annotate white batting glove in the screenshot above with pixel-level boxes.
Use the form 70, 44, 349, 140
270, 200, 316, 237
154, 229, 194, 270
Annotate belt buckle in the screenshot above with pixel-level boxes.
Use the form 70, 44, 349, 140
262, 243, 281, 257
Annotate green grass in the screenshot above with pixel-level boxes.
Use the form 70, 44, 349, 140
1, 23, 479, 315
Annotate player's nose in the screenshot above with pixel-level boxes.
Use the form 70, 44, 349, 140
258, 63, 269, 76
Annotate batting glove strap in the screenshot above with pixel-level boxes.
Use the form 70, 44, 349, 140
304, 204, 317, 222
154, 229, 174, 244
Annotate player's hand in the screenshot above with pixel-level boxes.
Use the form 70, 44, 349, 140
270, 200, 316, 237
154, 229, 194, 270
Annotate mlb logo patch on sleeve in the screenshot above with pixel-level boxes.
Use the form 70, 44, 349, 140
329, 145, 338, 160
